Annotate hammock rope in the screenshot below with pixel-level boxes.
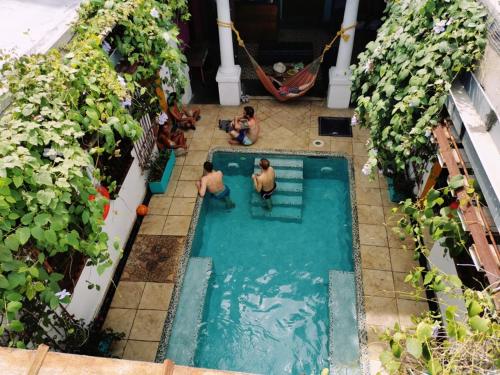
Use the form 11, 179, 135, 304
216, 20, 356, 101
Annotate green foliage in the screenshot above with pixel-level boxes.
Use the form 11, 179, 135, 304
0, 0, 189, 349
379, 274, 499, 374
393, 182, 473, 258
351, 0, 487, 175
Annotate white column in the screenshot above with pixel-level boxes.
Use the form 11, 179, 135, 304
327, 0, 359, 108
215, 0, 241, 106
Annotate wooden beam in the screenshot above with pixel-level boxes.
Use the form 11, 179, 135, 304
433, 125, 500, 289
27, 344, 49, 375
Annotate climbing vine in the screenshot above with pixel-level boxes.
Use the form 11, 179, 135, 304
0, 0, 189, 349
351, 0, 487, 176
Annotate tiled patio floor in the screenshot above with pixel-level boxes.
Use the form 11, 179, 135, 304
103, 99, 427, 374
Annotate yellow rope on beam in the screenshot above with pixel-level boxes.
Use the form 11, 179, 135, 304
216, 20, 246, 48
319, 23, 357, 62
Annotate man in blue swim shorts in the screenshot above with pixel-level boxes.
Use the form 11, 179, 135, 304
196, 161, 235, 209
228, 106, 259, 146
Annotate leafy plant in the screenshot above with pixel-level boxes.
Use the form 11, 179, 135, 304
379, 268, 499, 374
393, 178, 473, 258
351, 0, 487, 176
146, 150, 171, 182
0, 0, 189, 349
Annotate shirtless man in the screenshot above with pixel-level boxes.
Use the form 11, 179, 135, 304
252, 158, 276, 210
196, 161, 235, 209
228, 106, 259, 146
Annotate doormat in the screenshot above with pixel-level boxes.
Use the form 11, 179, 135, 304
318, 117, 352, 137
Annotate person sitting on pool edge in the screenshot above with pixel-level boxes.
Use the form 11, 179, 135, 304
228, 106, 259, 146
252, 158, 276, 210
196, 161, 235, 209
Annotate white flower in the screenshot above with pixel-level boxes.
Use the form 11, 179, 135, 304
425, 129, 432, 138
162, 31, 172, 43
43, 148, 63, 161
121, 97, 132, 108
117, 75, 126, 87
158, 112, 168, 125
150, 8, 159, 18
104, 0, 114, 9
386, 140, 393, 148
55, 289, 71, 300
362, 162, 372, 176
159, 65, 169, 79
363, 60, 374, 73
433, 20, 447, 34
351, 114, 358, 126
102, 41, 112, 54
371, 148, 378, 156
446, 18, 453, 26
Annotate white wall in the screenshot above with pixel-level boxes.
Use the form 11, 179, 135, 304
66, 150, 147, 322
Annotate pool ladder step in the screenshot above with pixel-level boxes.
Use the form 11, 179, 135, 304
253, 157, 303, 169
165, 257, 212, 366
251, 157, 304, 222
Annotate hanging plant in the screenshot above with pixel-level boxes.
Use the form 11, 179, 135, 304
351, 0, 487, 176
0, 0, 190, 349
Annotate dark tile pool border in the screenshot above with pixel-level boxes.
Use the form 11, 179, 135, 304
155, 147, 368, 375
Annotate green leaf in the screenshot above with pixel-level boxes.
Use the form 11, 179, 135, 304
467, 300, 482, 317
469, 315, 490, 332
34, 213, 51, 226
31, 226, 45, 241
6, 301, 22, 313
86, 108, 99, 122
4, 234, 20, 251
44, 229, 57, 244
449, 175, 465, 190
448, 275, 462, 288
0, 274, 10, 289
8, 273, 26, 289
35, 171, 52, 186
416, 322, 433, 340
49, 296, 60, 310
12, 176, 23, 188
16, 227, 31, 245
9, 320, 25, 332
427, 359, 442, 375
5, 292, 23, 301
406, 338, 422, 359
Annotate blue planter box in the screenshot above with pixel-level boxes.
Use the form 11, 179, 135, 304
148, 151, 176, 194
386, 176, 407, 203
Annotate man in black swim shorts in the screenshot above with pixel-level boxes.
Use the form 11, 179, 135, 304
251, 158, 276, 210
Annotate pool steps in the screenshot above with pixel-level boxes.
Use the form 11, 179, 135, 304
165, 257, 212, 366
251, 158, 304, 222
329, 270, 361, 374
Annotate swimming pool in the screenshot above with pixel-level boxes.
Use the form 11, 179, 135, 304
159, 149, 365, 375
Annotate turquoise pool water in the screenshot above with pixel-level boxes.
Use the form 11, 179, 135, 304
168, 152, 357, 374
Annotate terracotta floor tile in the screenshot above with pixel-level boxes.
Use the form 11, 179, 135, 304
169, 197, 196, 216
174, 180, 198, 198
103, 308, 137, 339
139, 282, 174, 310
359, 224, 388, 247
360, 245, 392, 271
129, 309, 167, 341
330, 139, 353, 154
397, 298, 429, 329
184, 150, 209, 166
354, 169, 380, 189
164, 179, 178, 197
362, 269, 395, 298
122, 340, 159, 362
109, 339, 127, 358
188, 138, 212, 151
179, 165, 203, 181
147, 196, 172, 216
366, 327, 386, 361
355, 187, 382, 206
364, 296, 399, 329
138, 215, 167, 235
110, 281, 146, 309
163, 215, 191, 236
357, 205, 385, 225
389, 247, 419, 273
393, 271, 425, 300
352, 141, 369, 156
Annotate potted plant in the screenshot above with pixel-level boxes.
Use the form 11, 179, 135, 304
147, 149, 176, 194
